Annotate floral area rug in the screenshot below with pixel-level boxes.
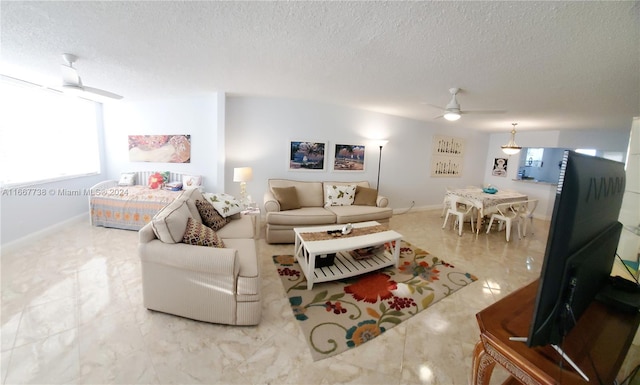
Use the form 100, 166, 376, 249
273, 240, 478, 361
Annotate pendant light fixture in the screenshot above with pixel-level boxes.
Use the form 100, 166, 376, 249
501, 123, 522, 155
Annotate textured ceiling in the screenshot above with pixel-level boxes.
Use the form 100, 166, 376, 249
2, 1, 639, 133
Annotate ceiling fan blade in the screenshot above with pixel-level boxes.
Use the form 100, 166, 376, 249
82, 86, 123, 100
61, 64, 80, 86
424, 103, 446, 111
461, 110, 507, 115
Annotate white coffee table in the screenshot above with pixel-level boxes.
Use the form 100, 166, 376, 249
294, 221, 403, 290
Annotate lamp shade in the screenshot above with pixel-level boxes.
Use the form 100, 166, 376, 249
501, 146, 522, 155
501, 123, 522, 155
233, 167, 253, 182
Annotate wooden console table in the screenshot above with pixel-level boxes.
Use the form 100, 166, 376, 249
473, 280, 640, 385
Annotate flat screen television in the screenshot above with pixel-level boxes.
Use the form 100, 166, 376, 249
527, 150, 626, 349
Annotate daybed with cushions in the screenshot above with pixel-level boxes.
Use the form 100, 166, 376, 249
138, 188, 261, 326
89, 171, 202, 230
263, 179, 393, 244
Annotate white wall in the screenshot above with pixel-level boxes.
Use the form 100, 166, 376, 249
225, 96, 491, 210
484, 128, 631, 219
102, 94, 224, 192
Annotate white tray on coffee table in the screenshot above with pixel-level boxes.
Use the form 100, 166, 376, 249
294, 221, 403, 290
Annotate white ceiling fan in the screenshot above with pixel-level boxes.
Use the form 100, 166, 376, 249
61, 53, 123, 100
428, 87, 505, 121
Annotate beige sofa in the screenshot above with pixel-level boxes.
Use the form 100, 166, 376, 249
138, 188, 261, 325
263, 179, 393, 244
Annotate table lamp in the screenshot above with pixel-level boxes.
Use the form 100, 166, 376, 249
233, 167, 253, 208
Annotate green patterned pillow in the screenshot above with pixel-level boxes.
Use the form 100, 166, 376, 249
203, 192, 242, 217
325, 185, 357, 207
181, 218, 225, 248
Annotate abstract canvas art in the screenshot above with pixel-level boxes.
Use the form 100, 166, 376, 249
431, 135, 465, 177
128, 135, 191, 163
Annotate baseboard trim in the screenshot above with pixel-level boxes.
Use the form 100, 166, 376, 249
393, 205, 439, 215
1, 213, 87, 254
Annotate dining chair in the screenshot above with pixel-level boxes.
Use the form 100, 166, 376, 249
441, 186, 455, 217
485, 201, 526, 242
442, 196, 476, 236
518, 199, 539, 237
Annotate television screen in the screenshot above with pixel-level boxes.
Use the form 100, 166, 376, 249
527, 150, 626, 348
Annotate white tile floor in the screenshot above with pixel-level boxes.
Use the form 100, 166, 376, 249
1, 209, 638, 384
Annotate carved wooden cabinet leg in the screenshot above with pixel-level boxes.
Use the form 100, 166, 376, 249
472, 340, 496, 385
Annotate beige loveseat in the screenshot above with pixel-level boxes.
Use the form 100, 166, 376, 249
138, 188, 261, 325
263, 179, 393, 244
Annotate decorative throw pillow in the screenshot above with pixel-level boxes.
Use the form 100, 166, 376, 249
195, 199, 229, 231
118, 172, 136, 186
148, 172, 165, 189
160, 171, 170, 183
182, 175, 202, 189
272, 186, 301, 211
203, 192, 242, 217
151, 197, 192, 243
353, 186, 378, 206
325, 184, 357, 207
182, 218, 225, 248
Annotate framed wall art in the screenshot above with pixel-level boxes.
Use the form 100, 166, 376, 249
431, 155, 463, 177
492, 158, 508, 177
128, 135, 191, 163
289, 140, 327, 171
430, 135, 465, 177
332, 144, 365, 172
432, 135, 465, 156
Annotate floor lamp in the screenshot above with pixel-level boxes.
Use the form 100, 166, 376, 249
376, 141, 388, 192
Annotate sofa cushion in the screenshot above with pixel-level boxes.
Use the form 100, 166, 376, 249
216, 215, 255, 239
268, 179, 324, 207
180, 188, 205, 221
326, 205, 393, 224
151, 197, 192, 243
324, 184, 356, 207
266, 207, 336, 226
272, 186, 301, 210
182, 218, 225, 248
195, 199, 229, 231
354, 185, 378, 206
204, 192, 243, 217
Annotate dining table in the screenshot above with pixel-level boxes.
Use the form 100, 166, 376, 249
447, 187, 528, 234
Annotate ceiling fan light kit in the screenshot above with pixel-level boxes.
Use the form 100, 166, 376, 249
501, 123, 522, 155
443, 111, 461, 121
431, 87, 505, 121
443, 88, 462, 121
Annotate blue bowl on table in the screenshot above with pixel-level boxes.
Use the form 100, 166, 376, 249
482, 187, 498, 194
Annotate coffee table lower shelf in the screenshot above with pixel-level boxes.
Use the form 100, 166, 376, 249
299, 250, 395, 287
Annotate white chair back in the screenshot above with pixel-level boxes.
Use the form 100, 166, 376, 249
442, 195, 476, 236
518, 199, 539, 236
486, 200, 528, 242
441, 186, 457, 217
